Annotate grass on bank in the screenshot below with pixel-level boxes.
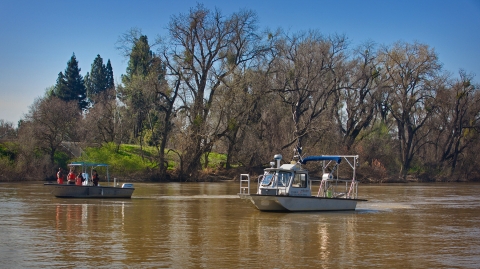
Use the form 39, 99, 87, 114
72, 143, 228, 176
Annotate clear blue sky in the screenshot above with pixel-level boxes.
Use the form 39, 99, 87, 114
1, 0, 479, 124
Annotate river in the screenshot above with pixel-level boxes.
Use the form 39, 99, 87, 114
0, 181, 479, 268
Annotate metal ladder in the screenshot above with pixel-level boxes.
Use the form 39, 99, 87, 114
239, 174, 250, 195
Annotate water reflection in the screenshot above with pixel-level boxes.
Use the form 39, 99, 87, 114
0, 182, 480, 268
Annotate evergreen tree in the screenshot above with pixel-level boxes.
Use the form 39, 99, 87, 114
88, 54, 107, 96
84, 72, 92, 97
55, 72, 68, 97
122, 35, 153, 85
118, 34, 155, 149
119, 34, 154, 119
85, 56, 115, 104
118, 31, 172, 177
106, 59, 114, 90
54, 53, 88, 111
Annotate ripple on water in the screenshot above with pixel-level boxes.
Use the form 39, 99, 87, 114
357, 201, 415, 211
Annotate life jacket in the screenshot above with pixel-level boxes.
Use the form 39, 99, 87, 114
67, 172, 76, 182
57, 171, 64, 184
75, 175, 83, 186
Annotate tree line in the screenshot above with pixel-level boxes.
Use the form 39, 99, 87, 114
1, 4, 479, 182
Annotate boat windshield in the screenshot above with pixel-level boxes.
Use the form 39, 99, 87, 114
261, 174, 274, 186
261, 171, 291, 187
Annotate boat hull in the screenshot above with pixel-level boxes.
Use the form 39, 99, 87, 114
44, 183, 134, 198
240, 194, 365, 212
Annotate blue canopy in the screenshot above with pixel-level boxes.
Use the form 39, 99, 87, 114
301, 156, 342, 164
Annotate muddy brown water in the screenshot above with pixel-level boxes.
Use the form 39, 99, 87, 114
0, 181, 479, 268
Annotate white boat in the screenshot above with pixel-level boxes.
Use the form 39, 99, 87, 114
239, 153, 366, 211
44, 162, 135, 198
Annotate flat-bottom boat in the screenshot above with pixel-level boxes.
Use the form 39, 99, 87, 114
239, 153, 366, 212
44, 162, 134, 198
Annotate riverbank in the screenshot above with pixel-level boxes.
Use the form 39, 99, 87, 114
2, 166, 477, 183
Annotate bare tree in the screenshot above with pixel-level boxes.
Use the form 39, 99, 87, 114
269, 31, 348, 157
378, 41, 442, 180
24, 97, 80, 165
212, 69, 265, 169
0, 120, 17, 140
84, 88, 130, 149
162, 4, 265, 178
432, 70, 480, 177
334, 41, 380, 151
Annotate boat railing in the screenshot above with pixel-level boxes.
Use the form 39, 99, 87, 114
310, 155, 359, 199
314, 178, 358, 199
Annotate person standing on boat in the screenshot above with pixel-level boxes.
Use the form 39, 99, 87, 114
57, 168, 64, 184
92, 170, 99, 186
67, 168, 76, 185
75, 172, 84, 186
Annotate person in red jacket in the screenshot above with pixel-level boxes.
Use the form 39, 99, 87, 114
57, 168, 64, 184
67, 168, 76, 185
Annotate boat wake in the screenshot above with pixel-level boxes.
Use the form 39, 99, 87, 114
356, 202, 414, 212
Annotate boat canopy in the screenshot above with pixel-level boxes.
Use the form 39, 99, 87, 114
300, 156, 342, 164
